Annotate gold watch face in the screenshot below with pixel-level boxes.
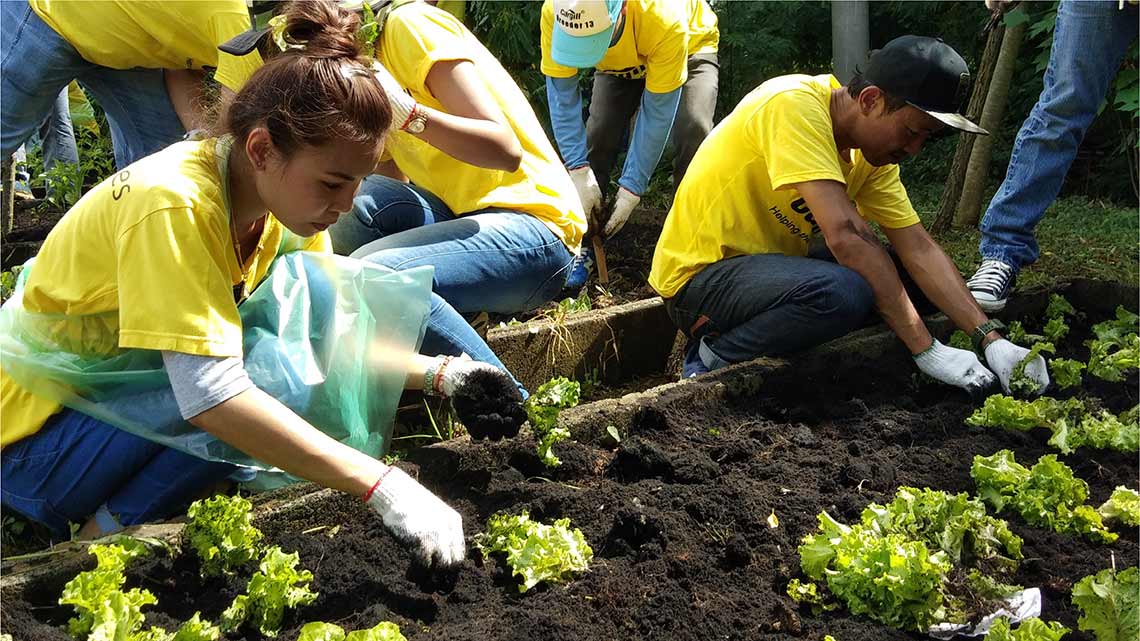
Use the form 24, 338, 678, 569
406, 116, 426, 134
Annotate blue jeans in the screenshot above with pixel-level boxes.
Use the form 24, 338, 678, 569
40, 88, 78, 170
1, 409, 235, 539
979, 0, 1138, 270
1, 1, 184, 169
665, 252, 876, 371
330, 176, 575, 315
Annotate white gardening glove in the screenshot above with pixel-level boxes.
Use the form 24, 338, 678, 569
426, 355, 526, 440
569, 166, 603, 222
365, 467, 465, 567
984, 338, 1050, 395
914, 339, 997, 393
602, 187, 640, 239
371, 61, 417, 131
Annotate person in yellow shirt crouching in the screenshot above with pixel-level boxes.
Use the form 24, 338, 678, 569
220, 0, 586, 320
1, 0, 264, 169
0, 2, 523, 567
649, 36, 1052, 397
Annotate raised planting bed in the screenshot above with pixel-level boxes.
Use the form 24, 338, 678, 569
2, 279, 1136, 640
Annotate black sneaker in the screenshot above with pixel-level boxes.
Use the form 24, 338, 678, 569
966, 259, 1016, 312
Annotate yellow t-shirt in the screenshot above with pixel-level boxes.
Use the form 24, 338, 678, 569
0, 139, 328, 448
541, 0, 718, 92
649, 74, 921, 299
379, 2, 585, 253
29, 0, 261, 90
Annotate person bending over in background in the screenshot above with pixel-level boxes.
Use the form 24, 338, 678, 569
649, 36, 1051, 396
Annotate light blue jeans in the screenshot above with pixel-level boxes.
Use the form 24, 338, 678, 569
39, 88, 79, 170
1, 1, 185, 169
330, 175, 575, 315
979, 0, 1138, 270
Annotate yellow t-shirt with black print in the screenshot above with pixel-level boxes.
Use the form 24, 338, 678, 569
378, 2, 585, 253
0, 139, 329, 448
541, 0, 718, 93
649, 74, 921, 299
29, 0, 261, 91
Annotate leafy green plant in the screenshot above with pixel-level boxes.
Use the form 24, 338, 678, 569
984, 617, 1069, 641
1045, 294, 1076, 321
58, 540, 173, 641
949, 330, 973, 351
298, 621, 407, 641
474, 511, 593, 592
1086, 307, 1139, 382
967, 395, 1136, 454
971, 450, 1116, 543
221, 546, 318, 638
1078, 410, 1140, 453
1071, 566, 1139, 641
1049, 358, 1085, 389
1043, 316, 1069, 344
1097, 486, 1140, 527
183, 494, 263, 577
524, 377, 581, 467
1010, 342, 1055, 396
1006, 321, 1043, 346
35, 160, 84, 209
786, 578, 837, 614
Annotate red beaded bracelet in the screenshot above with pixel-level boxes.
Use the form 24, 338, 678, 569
362, 466, 395, 502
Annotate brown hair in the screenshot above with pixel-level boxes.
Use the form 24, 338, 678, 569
846, 73, 908, 113
221, 0, 391, 157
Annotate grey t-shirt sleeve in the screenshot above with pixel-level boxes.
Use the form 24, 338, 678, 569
161, 351, 254, 420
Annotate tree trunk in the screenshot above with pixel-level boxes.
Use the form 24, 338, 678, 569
930, 23, 1005, 233
954, 21, 1026, 228
831, 0, 869, 84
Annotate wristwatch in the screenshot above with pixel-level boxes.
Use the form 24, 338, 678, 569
403, 105, 428, 134
971, 318, 1006, 352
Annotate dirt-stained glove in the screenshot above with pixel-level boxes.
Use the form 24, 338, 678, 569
914, 339, 997, 393
602, 187, 640, 239
371, 61, 417, 131
984, 338, 1050, 395
569, 166, 603, 222
426, 355, 526, 441
365, 467, 465, 567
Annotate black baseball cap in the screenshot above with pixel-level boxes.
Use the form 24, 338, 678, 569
863, 35, 988, 135
219, 0, 390, 56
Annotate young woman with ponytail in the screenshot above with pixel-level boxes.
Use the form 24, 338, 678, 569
0, 1, 521, 567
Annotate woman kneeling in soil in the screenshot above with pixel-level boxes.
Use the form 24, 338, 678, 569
0, 2, 522, 567
221, 0, 588, 319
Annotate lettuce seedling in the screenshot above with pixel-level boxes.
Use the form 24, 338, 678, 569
1006, 321, 1043, 346
1098, 486, 1140, 527
1087, 307, 1140, 382
1043, 316, 1069, 344
949, 330, 973, 351
1071, 566, 1138, 641
1078, 410, 1140, 453
1049, 358, 1085, 389
221, 546, 318, 637
967, 395, 1085, 452
1010, 342, 1055, 397
298, 621, 407, 641
798, 512, 953, 632
59, 542, 154, 639
787, 578, 838, 614
1045, 294, 1076, 321
475, 511, 593, 592
984, 617, 1069, 641
524, 377, 581, 467
184, 494, 263, 577
971, 450, 1116, 543
860, 487, 1022, 568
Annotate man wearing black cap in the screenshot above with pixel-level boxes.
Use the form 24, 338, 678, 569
648, 35, 1051, 395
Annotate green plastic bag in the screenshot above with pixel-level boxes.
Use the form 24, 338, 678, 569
1, 252, 432, 486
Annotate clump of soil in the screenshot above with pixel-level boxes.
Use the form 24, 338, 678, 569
4, 307, 1136, 641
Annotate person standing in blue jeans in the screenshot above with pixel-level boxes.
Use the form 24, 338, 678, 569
305, 1, 587, 317
1, 0, 262, 169
967, 0, 1138, 311
650, 37, 1052, 396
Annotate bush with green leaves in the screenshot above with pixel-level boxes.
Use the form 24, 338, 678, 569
524, 377, 581, 467
1071, 566, 1138, 641
475, 511, 593, 593
183, 494, 263, 577
971, 450, 1115, 543
221, 546, 318, 637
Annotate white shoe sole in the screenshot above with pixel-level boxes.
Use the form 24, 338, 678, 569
972, 295, 1008, 313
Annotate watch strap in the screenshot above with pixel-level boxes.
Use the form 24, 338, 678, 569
971, 318, 1006, 352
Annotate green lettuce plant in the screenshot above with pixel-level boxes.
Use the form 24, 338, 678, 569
1071, 566, 1139, 641
524, 377, 581, 467
1010, 342, 1055, 396
221, 546, 318, 637
984, 617, 1069, 640
1098, 486, 1140, 527
1086, 307, 1139, 382
475, 511, 593, 592
1049, 358, 1085, 389
297, 621, 407, 641
971, 450, 1116, 543
183, 494, 263, 577
967, 396, 1137, 454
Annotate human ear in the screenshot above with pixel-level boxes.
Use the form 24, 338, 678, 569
244, 127, 276, 172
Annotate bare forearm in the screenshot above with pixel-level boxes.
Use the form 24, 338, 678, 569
830, 232, 931, 353
413, 105, 522, 171
897, 239, 989, 335
164, 69, 208, 131
190, 387, 384, 497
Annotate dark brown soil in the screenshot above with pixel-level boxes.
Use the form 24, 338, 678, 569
4, 309, 1137, 641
